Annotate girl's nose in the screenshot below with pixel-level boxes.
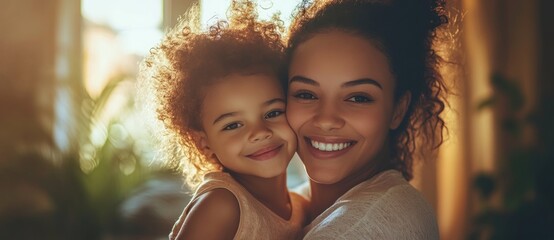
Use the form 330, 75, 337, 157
249, 124, 273, 142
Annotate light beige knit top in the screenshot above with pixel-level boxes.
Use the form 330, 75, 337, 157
302, 170, 439, 240
170, 172, 306, 240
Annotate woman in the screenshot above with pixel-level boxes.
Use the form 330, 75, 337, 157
285, 0, 449, 239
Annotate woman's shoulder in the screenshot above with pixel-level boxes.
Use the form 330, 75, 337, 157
341, 170, 436, 221
304, 170, 439, 239
340, 170, 414, 201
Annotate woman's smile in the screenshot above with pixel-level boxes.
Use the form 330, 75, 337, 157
304, 136, 356, 158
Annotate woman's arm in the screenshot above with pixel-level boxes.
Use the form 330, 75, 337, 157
175, 188, 240, 240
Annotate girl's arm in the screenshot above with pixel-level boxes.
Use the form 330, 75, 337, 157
175, 188, 240, 240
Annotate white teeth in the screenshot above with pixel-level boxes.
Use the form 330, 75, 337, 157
310, 140, 351, 152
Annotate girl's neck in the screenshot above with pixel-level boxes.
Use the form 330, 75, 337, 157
230, 172, 292, 220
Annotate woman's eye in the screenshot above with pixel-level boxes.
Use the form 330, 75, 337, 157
223, 122, 243, 131
293, 92, 317, 100
346, 95, 373, 103
265, 110, 284, 119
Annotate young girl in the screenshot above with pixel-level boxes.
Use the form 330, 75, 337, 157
139, 1, 306, 239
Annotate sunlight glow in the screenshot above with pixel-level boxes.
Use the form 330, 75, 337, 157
82, 0, 162, 30
82, 0, 163, 96
82, 0, 163, 55
200, 0, 300, 28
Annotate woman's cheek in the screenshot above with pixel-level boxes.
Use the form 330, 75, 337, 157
285, 103, 305, 133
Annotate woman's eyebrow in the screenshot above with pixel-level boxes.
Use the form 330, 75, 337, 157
289, 76, 319, 86
341, 78, 383, 89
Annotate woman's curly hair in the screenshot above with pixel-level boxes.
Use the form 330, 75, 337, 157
286, 0, 450, 180
138, 0, 286, 189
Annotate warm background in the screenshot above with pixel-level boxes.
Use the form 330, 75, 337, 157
1, 0, 552, 239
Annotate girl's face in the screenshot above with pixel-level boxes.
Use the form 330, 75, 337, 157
287, 30, 408, 184
198, 73, 297, 179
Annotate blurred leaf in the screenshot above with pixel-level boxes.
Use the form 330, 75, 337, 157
501, 150, 536, 211
473, 173, 496, 200
501, 117, 521, 137
90, 74, 127, 118
477, 96, 496, 111
491, 73, 524, 112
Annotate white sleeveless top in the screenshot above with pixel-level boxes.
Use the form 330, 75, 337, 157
170, 172, 306, 240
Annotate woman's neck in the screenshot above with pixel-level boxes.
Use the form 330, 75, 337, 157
307, 151, 389, 222
230, 172, 292, 220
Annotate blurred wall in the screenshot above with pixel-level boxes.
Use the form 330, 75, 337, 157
0, 0, 59, 158
436, 0, 553, 239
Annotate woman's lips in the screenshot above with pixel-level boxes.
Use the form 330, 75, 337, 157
246, 144, 283, 161
304, 136, 356, 159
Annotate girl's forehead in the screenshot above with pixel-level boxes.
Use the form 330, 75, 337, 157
204, 74, 284, 101
198, 74, 285, 125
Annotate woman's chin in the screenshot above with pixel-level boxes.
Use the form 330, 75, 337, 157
305, 168, 345, 185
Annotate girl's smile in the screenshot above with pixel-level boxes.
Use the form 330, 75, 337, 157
245, 143, 285, 161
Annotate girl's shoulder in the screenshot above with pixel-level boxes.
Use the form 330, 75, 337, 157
170, 173, 242, 240
187, 188, 241, 229
170, 188, 240, 239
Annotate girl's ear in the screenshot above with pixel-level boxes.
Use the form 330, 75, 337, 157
390, 91, 411, 130
193, 130, 214, 157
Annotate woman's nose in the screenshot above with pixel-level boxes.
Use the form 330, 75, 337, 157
313, 103, 345, 131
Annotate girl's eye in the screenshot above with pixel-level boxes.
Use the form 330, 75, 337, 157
293, 91, 317, 100
346, 95, 373, 103
223, 122, 243, 131
265, 110, 284, 119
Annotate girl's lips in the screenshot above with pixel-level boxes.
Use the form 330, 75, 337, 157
303, 136, 356, 159
246, 144, 283, 161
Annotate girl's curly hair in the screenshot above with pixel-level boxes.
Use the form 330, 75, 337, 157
286, 0, 450, 180
138, 0, 286, 189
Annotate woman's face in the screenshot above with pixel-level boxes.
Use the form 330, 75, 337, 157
287, 30, 407, 184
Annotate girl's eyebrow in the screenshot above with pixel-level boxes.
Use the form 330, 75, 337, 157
289, 75, 382, 89
264, 98, 286, 106
213, 112, 237, 125
212, 98, 285, 125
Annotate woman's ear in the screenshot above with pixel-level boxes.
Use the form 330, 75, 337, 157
390, 91, 411, 130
